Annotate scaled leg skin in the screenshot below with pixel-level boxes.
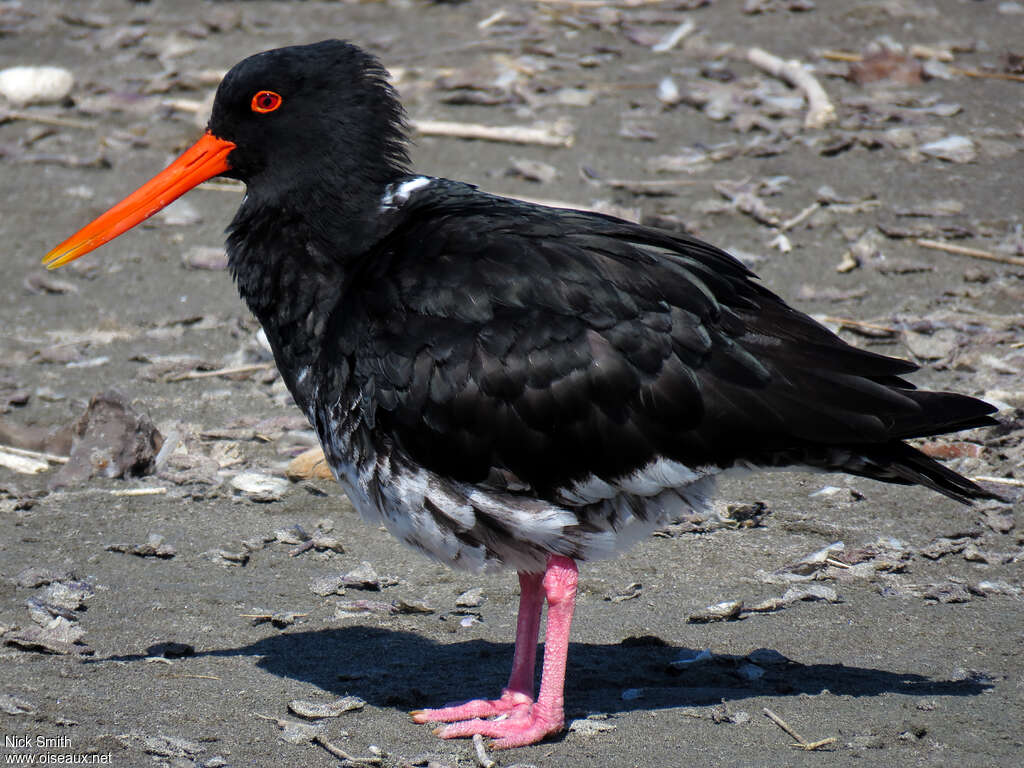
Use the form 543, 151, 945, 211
411, 555, 579, 749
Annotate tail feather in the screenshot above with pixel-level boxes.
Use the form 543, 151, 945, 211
893, 390, 1000, 440
751, 389, 1003, 504
858, 388, 1003, 503
847, 442, 1003, 504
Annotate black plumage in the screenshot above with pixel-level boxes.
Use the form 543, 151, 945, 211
45, 39, 1001, 749
231, 174, 996, 512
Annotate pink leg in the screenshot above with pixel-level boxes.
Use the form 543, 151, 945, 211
412, 571, 544, 723
412, 555, 578, 750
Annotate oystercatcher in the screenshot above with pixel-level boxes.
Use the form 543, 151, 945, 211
46, 40, 1000, 749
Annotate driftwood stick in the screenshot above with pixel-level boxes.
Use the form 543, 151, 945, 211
972, 475, 1024, 487
1, 109, 95, 130
763, 707, 837, 751
916, 238, 1024, 268
652, 20, 696, 53
411, 119, 574, 147
950, 66, 1024, 83
168, 363, 275, 381
747, 47, 836, 130
0, 443, 68, 464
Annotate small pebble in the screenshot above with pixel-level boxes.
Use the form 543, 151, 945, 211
310, 574, 346, 597
455, 587, 484, 607
157, 198, 203, 226
656, 76, 681, 106
182, 246, 228, 271
15, 566, 74, 588
569, 717, 617, 735
0, 65, 73, 105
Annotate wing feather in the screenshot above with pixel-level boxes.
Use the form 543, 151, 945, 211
334, 183, 996, 503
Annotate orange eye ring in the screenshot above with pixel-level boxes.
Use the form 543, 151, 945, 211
251, 90, 282, 113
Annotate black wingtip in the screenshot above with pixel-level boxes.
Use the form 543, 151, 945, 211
882, 441, 1008, 505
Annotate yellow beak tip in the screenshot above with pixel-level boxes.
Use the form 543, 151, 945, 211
42, 250, 70, 269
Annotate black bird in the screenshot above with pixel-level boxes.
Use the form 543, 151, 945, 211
46, 40, 1000, 749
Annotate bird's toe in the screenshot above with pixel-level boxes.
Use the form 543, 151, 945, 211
415, 693, 562, 749
411, 689, 532, 724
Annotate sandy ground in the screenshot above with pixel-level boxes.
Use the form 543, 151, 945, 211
1, 1, 1022, 766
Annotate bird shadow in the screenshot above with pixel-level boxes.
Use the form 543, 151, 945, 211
92, 626, 991, 716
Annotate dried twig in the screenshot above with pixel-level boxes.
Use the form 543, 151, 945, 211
778, 201, 822, 232
0, 109, 96, 130
950, 67, 1024, 83
0, 447, 49, 474
747, 47, 836, 129
412, 119, 574, 147
165, 673, 221, 680
0, 443, 68, 464
168, 363, 275, 381
916, 238, 1024, 268
972, 475, 1024, 488
477, 9, 508, 29
819, 50, 863, 63
652, 20, 695, 53
763, 707, 836, 751
821, 316, 899, 335
312, 734, 382, 765
473, 734, 497, 768
110, 487, 168, 497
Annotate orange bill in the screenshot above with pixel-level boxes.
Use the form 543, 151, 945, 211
43, 131, 237, 269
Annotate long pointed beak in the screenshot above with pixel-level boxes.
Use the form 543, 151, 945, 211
43, 131, 236, 269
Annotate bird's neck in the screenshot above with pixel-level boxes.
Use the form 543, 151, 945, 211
225, 188, 378, 411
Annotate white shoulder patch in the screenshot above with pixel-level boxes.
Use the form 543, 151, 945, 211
380, 176, 432, 211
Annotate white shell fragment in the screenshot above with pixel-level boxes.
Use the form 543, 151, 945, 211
656, 76, 682, 106
687, 599, 743, 623
919, 135, 977, 164
231, 472, 289, 501
288, 696, 366, 719
0, 66, 74, 105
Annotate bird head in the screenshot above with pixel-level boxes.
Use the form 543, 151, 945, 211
44, 40, 408, 269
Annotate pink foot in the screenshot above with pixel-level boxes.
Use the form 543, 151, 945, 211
430, 700, 564, 750
411, 689, 532, 723
410, 556, 578, 750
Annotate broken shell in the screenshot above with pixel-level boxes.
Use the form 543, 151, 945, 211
288, 696, 365, 719
919, 135, 977, 164
687, 599, 743, 623
231, 472, 288, 501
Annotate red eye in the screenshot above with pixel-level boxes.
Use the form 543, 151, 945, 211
251, 90, 282, 113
